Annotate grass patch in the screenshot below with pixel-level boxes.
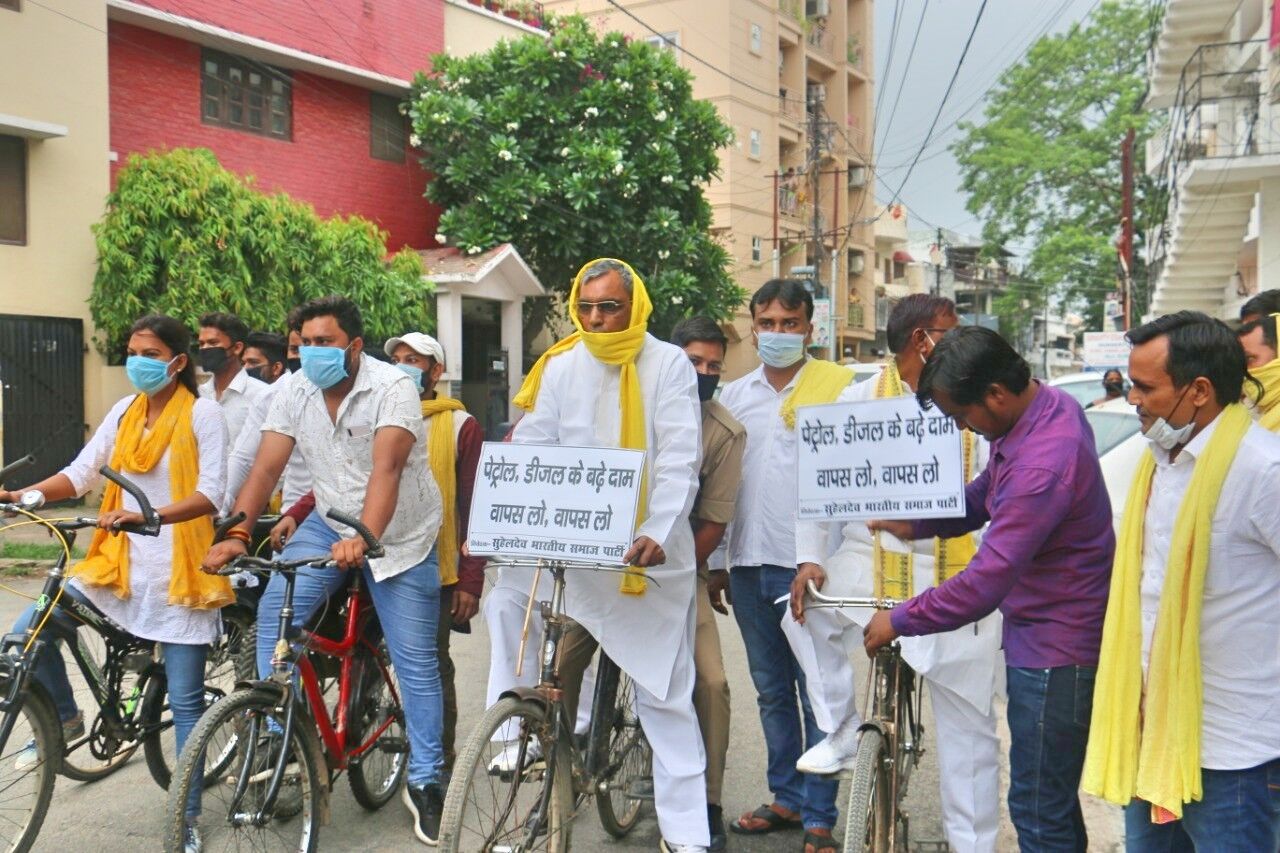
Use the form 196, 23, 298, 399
0, 542, 85, 561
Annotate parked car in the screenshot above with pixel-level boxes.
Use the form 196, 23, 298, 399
1051, 370, 1128, 409
1083, 396, 1145, 529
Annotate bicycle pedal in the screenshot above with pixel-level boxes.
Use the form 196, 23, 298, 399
622, 778, 655, 801
911, 841, 949, 852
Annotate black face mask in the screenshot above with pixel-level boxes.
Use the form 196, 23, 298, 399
245, 365, 270, 383
1104, 380, 1125, 397
696, 372, 720, 402
198, 346, 231, 373
286, 357, 302, 374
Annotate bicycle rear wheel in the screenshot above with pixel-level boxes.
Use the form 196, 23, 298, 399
594, 668, 652, 838
163, 687, 323, 853
347, 638, 408, 810
0, 684, 60, 853
439, 695, 573, 853
843, 727, 891, 853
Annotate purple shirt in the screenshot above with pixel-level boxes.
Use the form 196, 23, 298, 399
890, 383, 1115, 668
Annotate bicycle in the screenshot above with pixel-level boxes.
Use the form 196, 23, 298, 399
439, 557, 655, 852
0, 461, 255, 851
804, 581, 924, 853
162, 509, 408, 852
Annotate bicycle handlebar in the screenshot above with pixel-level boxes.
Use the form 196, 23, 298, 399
804, 580, 903, 610
0, 454, 35, 486
214, 508, 385, 575
327, 508, 385, 559
213, 512, 247, 544
98, 465, 161, 536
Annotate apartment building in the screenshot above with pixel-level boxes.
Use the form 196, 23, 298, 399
543, 0, 877, 375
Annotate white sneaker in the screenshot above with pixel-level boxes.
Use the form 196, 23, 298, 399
795, 714, 862, 775
659, 841, 708, 853
487, 737, 541, 775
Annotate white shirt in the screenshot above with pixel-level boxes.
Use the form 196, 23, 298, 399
64, 394, 227, 644
720, 359, 850, 569
795, 369, 1002, 713
222, 373, 312, 512
199, 367, 270, 449
506, 335, 702, 701
261, 354, 442, 581
1141, 415, 1280, 769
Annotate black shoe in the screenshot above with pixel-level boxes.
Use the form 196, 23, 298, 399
402, 782, 444, 846
708, 803, 727, 851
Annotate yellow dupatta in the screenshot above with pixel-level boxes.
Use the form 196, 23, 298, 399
1083, 403, 1252, 821
422, 397, 466, 586
1249, 357, 1280, 432
870, 360, 978, 598
512, 258, 652, 594
779, 360, 855, 429
73, 386, 232, 609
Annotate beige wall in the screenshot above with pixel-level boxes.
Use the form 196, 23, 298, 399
0, 0, 127, 457
442, 0, 549, 57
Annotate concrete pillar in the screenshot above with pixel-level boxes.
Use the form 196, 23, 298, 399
434, 284, 463, 385
500, 298, 523, 422
1256, 178, 1280, 296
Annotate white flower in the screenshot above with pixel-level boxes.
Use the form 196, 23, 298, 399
506, 121, 520, 131
650, 142, 660, 151
670, 295, 683, 305
555, 50, 567, 59
609, 39, 620, 48
613, 163, 624, 175
458, 76, 470, 86
619, 81, 632, 92
658, 249, 670, 260
661, 174, 674, 184
435, 233, 448, 243
498, 149, 513, 161
655, 109, 668, 122
433, 112, 449, 123
659, 219, 669, 228
585, 106, 599, 117
663, 81, 673, 90
520, 212, 529, 220
409, 134, 422, 148
467, 245, 482, 255
560, 146, 571, 157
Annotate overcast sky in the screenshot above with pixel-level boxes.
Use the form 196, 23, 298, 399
873, 0, 1102, 250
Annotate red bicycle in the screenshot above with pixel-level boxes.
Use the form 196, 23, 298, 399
162, 509, 407, 852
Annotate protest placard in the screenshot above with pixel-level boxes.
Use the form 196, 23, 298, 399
796, 396, 967, 521
467, 442, 645, 562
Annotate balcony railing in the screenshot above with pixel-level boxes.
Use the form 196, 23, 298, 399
780, 90, 798, 119
847, 303, 865, 328
778, 180, 801, 217
806, 23, 832, 57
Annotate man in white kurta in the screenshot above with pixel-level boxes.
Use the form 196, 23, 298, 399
485, 258, 708, 851
783, 296, 1003, 853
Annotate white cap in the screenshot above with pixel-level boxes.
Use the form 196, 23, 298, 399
384, 332, 445, 366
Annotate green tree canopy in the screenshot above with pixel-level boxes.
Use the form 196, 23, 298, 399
90, 147, 430, 356
408, 15, 744, 338
951, 0, 1165, 337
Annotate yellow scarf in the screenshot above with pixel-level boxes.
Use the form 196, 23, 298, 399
513, 258, 652, 594
1249, 356, 1280, 432
423, 397, 466, 586
871, 361, 978, 598
74, 386, 232, 609
780, 359, 854, 429
1083, 404, 1252, 821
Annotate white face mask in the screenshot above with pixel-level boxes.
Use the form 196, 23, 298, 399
1142, 386, 1196, 451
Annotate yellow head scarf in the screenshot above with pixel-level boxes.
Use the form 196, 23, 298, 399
1083, 403, 1252, 821
74, 385, 232, 609
513, 258, 652, 594
422, 397, 467, 586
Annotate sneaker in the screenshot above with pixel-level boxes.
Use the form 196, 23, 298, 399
402, 782, 444, 846
16, 711, 84, 770
659, 840, 709, 853
795, 714, 862, 775
707, 803, 727, 852
487, 737, 541, 775
183, 822, 202, 853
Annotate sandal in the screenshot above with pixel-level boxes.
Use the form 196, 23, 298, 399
802, 829, 838, 853
730, 803, 803, 835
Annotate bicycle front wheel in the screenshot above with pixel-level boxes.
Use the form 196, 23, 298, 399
163, 687, 323, 853
843, 727, 891, 853
0, 684, 60, 852
594, 669, 652, 838
347, 638, 408, 810
439, 695, 573, 853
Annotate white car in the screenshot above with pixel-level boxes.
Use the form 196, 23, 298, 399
1083, 396, 1145, 528
1051, 371, 1128, 409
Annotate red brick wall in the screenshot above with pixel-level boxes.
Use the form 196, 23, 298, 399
128, 0, 442, 81
108, 21, 437, 251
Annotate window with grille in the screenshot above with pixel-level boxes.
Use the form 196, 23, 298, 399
201, 49, 292, 140
0, 136, 26, 245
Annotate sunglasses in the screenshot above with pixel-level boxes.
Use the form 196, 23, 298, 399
577, 299, 630, 316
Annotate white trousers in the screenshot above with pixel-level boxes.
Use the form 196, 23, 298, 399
782, 605, 1000, 853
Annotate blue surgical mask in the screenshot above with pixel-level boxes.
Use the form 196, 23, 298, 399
125, 355, 178, 396
755, 331, 806, 368
395, 362, 424, 391
299, 345, 351, 390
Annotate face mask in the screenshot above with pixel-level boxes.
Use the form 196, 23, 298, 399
756, 331, 806, 369
299, 345, 351, 390
396, 363, 425, 391
245, 365, 269, 383
126, 355, 178, 396
1103, 380, 1125, 397
696, 372, 720, 402
1143, 385, 1196, 451
197, 347, 230, 374
286, 356, 301, 374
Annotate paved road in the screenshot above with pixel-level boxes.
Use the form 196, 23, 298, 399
0, 573, 1122, 851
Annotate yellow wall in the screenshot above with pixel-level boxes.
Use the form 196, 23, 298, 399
442, 0, 549, 57
0, 0, 128, 452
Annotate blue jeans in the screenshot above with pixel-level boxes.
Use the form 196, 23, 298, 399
255, 512, 444, 787
1006, 665, 1095, 852
15, 588, 208, 816
730, 564, 838, 830
1124, 757, 1280, 852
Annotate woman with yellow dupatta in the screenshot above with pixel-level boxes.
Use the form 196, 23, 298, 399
0, 315, 230, 849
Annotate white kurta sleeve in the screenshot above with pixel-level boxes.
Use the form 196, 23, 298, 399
635, 351, 701, 549
191, 398, 229, 508
223, 388, 272, 512
796, 519, 839, 566
62, 397, 134, 497
511, 358, 565, 445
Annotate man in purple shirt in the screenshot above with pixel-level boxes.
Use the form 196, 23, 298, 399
864, 326, 1114, 852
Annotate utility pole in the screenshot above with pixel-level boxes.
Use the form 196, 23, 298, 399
1119, 128, 1135, 330
935, 226, 944, 296
809, 97, 823, 295
1042, 286, 1050, 379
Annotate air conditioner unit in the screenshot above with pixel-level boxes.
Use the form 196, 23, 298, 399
805, 0, 830, 18
847, 166, 867, 188
806, 83, 826, 105
848, 251, 865, 274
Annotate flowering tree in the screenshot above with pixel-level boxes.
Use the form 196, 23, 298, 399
409, 15, 744, 337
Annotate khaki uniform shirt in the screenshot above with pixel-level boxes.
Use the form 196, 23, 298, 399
694, 399, 746, 525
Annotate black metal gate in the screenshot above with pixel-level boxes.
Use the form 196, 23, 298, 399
0, 314, 86, 486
